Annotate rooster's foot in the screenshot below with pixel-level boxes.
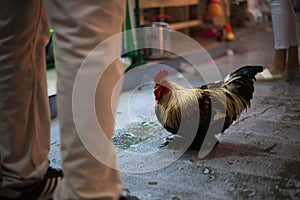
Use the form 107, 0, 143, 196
159, 135, 173, 148
160, 135, 189, 150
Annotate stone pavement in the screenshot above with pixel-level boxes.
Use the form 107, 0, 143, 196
49, 23, 300, 199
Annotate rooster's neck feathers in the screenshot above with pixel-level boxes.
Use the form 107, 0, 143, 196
156, 79, 204, 130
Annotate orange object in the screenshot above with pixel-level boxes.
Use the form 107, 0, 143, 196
225, 22, 232, 33
207, 0, 224, 17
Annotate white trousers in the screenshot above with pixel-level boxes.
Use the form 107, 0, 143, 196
268, 0, 299, 49
0, 0, 125, 199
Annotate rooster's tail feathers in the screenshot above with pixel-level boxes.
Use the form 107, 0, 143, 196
223, 65, 263, 101
224, 65, 263, 82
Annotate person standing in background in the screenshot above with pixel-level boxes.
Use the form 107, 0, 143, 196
257, 0, 300, 81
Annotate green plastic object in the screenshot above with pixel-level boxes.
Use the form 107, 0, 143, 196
46, 28, 56, 70
124, 0, 146, 73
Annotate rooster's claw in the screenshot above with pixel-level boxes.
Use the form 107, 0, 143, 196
159, 135, 189, 150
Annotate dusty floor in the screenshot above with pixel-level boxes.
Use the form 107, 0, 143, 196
49, 23, 300, 199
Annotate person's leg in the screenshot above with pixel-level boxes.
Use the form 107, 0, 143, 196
268, 0, 288, 75
269, 49, 287, 75
0, 0, 50, 192
287, 45, 300, 79
0, 1, 62, 199
45, 0, 125, 199
285, 0, 300, 79
269, 0, 299, 73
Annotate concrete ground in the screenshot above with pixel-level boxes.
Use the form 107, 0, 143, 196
49, 23, 300, 199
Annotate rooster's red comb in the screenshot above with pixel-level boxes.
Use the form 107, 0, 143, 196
154, 69, 168, 83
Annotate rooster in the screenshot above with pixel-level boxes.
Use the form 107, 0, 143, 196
154, 66, 263, 152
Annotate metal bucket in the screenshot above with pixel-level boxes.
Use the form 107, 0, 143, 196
141, 22, 171, 60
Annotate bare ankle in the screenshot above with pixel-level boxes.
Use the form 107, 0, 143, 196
268, 67, 284, 75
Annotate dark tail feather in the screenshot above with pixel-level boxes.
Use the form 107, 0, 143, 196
224, 65, 263, 101
227, 65, 263, 81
